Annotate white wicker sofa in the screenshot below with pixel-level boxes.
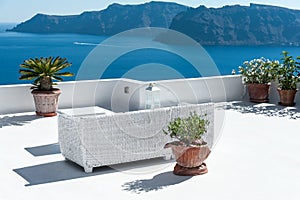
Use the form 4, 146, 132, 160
58, 103, 214, 173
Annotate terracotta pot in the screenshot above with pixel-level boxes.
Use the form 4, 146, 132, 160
247, 83, 270, 103
31, 89, 61, 117
277, 88, 297, 106
165, 142, 210, 168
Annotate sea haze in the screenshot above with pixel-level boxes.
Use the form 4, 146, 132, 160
0, 23, 300, 85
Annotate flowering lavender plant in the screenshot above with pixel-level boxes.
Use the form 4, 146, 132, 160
273, 51, 300, 90
239, 57, 276, 84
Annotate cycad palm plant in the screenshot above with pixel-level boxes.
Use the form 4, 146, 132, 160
19, 56, 74, 90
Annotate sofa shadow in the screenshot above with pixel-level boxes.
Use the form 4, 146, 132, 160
0, 114, 40, 128
13, 158, 174, 186
13, 160, 115, 186
25, 143, 61, 156
225, 101, 300, 119
122, 171, 192, 193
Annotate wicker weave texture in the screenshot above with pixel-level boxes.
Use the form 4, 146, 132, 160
58, 103, 214, 173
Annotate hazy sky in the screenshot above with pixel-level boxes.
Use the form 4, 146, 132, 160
1, 0, 300, 23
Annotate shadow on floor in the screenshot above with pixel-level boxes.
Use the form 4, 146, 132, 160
225, 102, 300, 119
13, 158, 174, 186
122, 171, 192, 193
14, 160, 115, 186
25, 143, 61, 156
0, 114, 41, 128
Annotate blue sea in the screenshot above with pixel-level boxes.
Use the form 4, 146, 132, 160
1, 23, 300, 85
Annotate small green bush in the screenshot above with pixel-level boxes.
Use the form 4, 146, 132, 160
273, 51, 300, 90
163, 112, 209, 146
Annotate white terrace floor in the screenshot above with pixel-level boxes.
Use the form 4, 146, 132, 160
1, 102, 300, 200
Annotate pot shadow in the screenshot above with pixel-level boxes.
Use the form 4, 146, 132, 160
122, 171, 192, 194
0, 114, 41, 128
225, 101, 300, 119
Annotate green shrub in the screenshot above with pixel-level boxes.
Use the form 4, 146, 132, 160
163, 112, 209, 146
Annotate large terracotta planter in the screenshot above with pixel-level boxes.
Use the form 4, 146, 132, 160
164, 142, 210, 176
31, 88, 61, 117
247, 83, 270, 103
277, 88, 297, 106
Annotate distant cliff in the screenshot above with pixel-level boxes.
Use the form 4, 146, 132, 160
8, 1, 187, 35
7, 2, 300, 45
170, 4, 300, 45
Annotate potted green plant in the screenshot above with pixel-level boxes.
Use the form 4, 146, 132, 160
19, 56, 74, 116
239, 57, 275, 103
163, 112, 210, 176
273, 51, 300, 106
239, 57, 276, 103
